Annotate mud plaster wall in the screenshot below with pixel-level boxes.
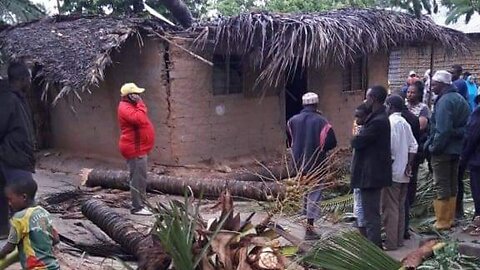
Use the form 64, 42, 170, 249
167, 39, 285, 165
308, 53, 389, 146
389, 36, 480, 91
50, 38, 172, 163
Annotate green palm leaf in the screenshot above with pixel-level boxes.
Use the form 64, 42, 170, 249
302, 231, 402, 270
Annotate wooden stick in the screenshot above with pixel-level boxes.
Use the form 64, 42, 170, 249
153, 32, 213, 66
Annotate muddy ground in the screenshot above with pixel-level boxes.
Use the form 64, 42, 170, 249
2, 151, 479, 269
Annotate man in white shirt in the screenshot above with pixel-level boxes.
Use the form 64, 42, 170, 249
382, 95, 418, 250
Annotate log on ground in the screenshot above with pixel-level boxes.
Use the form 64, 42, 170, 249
85, 169, 285, 201
81, 199, 171, 270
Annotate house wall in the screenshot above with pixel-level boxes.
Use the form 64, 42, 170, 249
50, 38, 173, 164
308, 53, 389, 146
388, 35, 480, 91
166, 39, 285, 165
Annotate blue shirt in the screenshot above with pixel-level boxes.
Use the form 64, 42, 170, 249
453, 78, 469, 101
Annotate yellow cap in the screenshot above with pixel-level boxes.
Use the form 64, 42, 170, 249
120, 83, 145, 96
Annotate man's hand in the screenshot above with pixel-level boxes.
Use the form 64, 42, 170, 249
128, 94, 142, 104
404, 163, 413, 177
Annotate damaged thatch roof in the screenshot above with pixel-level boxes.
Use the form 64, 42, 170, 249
0, 15, 170, 103
194, 8, 470, 86
0, 8, 470, 101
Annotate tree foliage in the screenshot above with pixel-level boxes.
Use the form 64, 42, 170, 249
442, 0, 480, 23
0, 0, 45, 24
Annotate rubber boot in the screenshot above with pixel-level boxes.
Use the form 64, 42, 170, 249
449, 197, 457, 227
433, 199, 451, 230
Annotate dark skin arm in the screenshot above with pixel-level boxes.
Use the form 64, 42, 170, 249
0, 243, 16, 259
52, 229, 60, 246
405, 152, 416, 177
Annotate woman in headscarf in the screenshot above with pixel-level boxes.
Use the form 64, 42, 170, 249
466, 75, 478, 111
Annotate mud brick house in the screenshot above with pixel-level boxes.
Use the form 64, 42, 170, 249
389, 32, 479, 91
0, 9, 468, 166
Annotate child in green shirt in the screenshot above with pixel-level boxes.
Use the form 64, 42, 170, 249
0, 174, 60, 270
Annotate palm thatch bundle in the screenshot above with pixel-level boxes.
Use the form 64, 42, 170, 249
0, 15, 172, 103
194, 8, 470, 87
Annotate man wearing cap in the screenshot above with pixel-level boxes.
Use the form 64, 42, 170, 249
117, 83, 155, 216
425, 70, 470, 230
287, 92, 337, 240
351, 85, 391, 247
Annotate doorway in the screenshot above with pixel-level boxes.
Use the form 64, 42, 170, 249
285, 67, 307, 145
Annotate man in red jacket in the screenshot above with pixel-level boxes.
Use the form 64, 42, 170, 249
118, 83, 155, 216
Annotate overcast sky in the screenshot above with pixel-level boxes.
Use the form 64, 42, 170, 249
32, 0, 480, 33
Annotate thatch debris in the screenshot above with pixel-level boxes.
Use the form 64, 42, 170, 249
193, 8, 470, 87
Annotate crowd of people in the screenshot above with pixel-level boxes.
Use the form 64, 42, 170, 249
289, 65, 480, 248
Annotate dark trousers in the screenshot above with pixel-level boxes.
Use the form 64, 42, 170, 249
456, 163, 467, 217
405, 152, 424, 235
470, 166, 480, 217
127, 156, 148, 211
0, 172, 8, 236
360, 188, 382, 247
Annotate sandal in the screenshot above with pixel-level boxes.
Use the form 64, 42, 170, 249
469, 227, 480, 236
473, 216, 480, 227
463, 224, 477, 233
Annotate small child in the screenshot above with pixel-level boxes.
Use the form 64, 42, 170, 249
0, 173, 60, 270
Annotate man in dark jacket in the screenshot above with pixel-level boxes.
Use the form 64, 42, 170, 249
461, 95, 480, 218
0, 62, 36, 239
451, 65, 471, 218
351, 85, 391, 247
425, 70, 470, 230
288, 92, 337, 240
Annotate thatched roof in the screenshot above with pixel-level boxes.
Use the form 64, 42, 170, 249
194, 8, 470, 86
0, 15, 170, 103
0, 8, 470, 101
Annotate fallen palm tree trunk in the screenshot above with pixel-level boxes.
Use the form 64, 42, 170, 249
233, 163, 296, 182
81, 199, 171, 270
85, 169, 284, 201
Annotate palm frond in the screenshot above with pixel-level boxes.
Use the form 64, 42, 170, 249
302, 231, 402, 270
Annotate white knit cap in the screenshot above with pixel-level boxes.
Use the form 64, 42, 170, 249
432, 70, 452, 85
302, 92, 319, 105
409, 70, 416, 76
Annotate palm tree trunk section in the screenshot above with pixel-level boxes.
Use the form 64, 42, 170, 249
85, 169, 284, 201
81, 199, 171, 270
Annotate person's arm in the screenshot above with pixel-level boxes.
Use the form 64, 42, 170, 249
0, 99, 13, 161
405, 123, 418, 177
429, 99, 454, 154
120, 101, 149, 126
461, 110, 480, 163
52, 228, 60, 246
0, 243, 15, 259
0, 225, 20, 259
322, 126, 337, 152
351, 118, 382, 150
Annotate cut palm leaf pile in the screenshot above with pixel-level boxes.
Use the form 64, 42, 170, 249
418, 241, 480, 270
264, 148, 349, 215
302, 231, 402, 270
153, 190, 296, 270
